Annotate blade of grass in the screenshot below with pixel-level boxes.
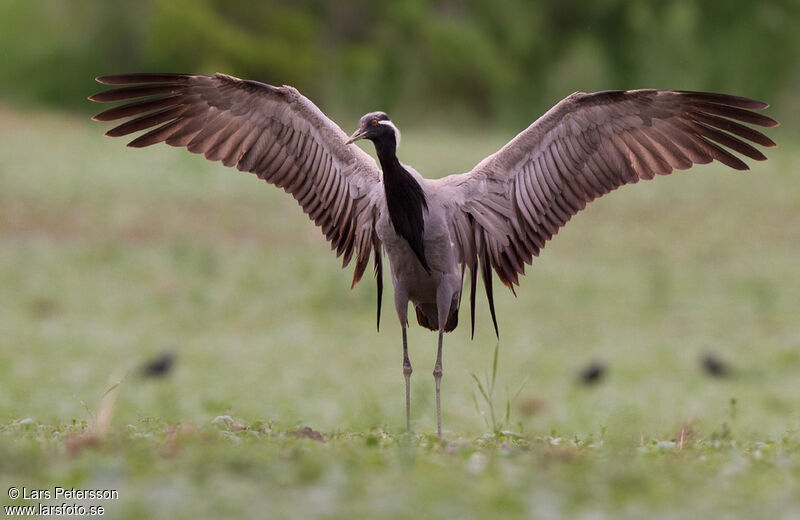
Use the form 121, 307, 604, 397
490, 341, 499, 396
471, 373, 489, 403
471, 392, 490, 430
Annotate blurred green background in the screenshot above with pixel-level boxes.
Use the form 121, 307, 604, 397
1, 2, 799, 519
2, 0, 799, 126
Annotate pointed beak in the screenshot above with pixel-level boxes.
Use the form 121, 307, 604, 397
345, 128, 367, 145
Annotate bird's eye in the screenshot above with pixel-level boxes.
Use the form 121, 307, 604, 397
371, 119, 378, 126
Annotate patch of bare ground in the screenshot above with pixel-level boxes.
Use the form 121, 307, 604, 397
289, 426, 326, 443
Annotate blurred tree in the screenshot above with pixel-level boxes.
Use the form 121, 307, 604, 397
1, 0, 797, 126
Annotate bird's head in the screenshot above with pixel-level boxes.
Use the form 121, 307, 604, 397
346, 111, 401, 148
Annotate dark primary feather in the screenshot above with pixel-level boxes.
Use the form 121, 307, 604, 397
442, 89, 776, 335
90, 73, 387, 328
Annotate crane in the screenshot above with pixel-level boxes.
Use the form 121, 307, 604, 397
90, 73, 777, 438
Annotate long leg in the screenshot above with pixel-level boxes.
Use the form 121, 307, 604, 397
394, 287, 412, 432
402, 325, 412, 432
434, 328, 443, 438
433, 280, 457, 439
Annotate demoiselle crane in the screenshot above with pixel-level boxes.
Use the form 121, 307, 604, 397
90, 73, 777, 437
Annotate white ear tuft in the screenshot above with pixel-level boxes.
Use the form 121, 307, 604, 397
378, 120, 401, 148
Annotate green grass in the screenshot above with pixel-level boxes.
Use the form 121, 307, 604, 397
1, 105, 799, 518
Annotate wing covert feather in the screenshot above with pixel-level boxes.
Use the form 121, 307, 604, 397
91, 72, 386, 326
436, 89, 777, 335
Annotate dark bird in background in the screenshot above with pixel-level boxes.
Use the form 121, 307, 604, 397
90, 72, 777, 437
701, 353, 730, 377
139, 351, 176, 379
578, 361, 607, 385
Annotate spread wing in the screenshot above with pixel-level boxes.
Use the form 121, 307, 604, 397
436, 89, 778, 336
90, 73, 386, 328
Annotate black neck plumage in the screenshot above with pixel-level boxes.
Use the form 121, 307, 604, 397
373, 134, 430, 273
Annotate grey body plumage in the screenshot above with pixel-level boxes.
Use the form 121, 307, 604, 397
91, 73, 777, 437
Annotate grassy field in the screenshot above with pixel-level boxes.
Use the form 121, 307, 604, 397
1, 105, 799, 519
